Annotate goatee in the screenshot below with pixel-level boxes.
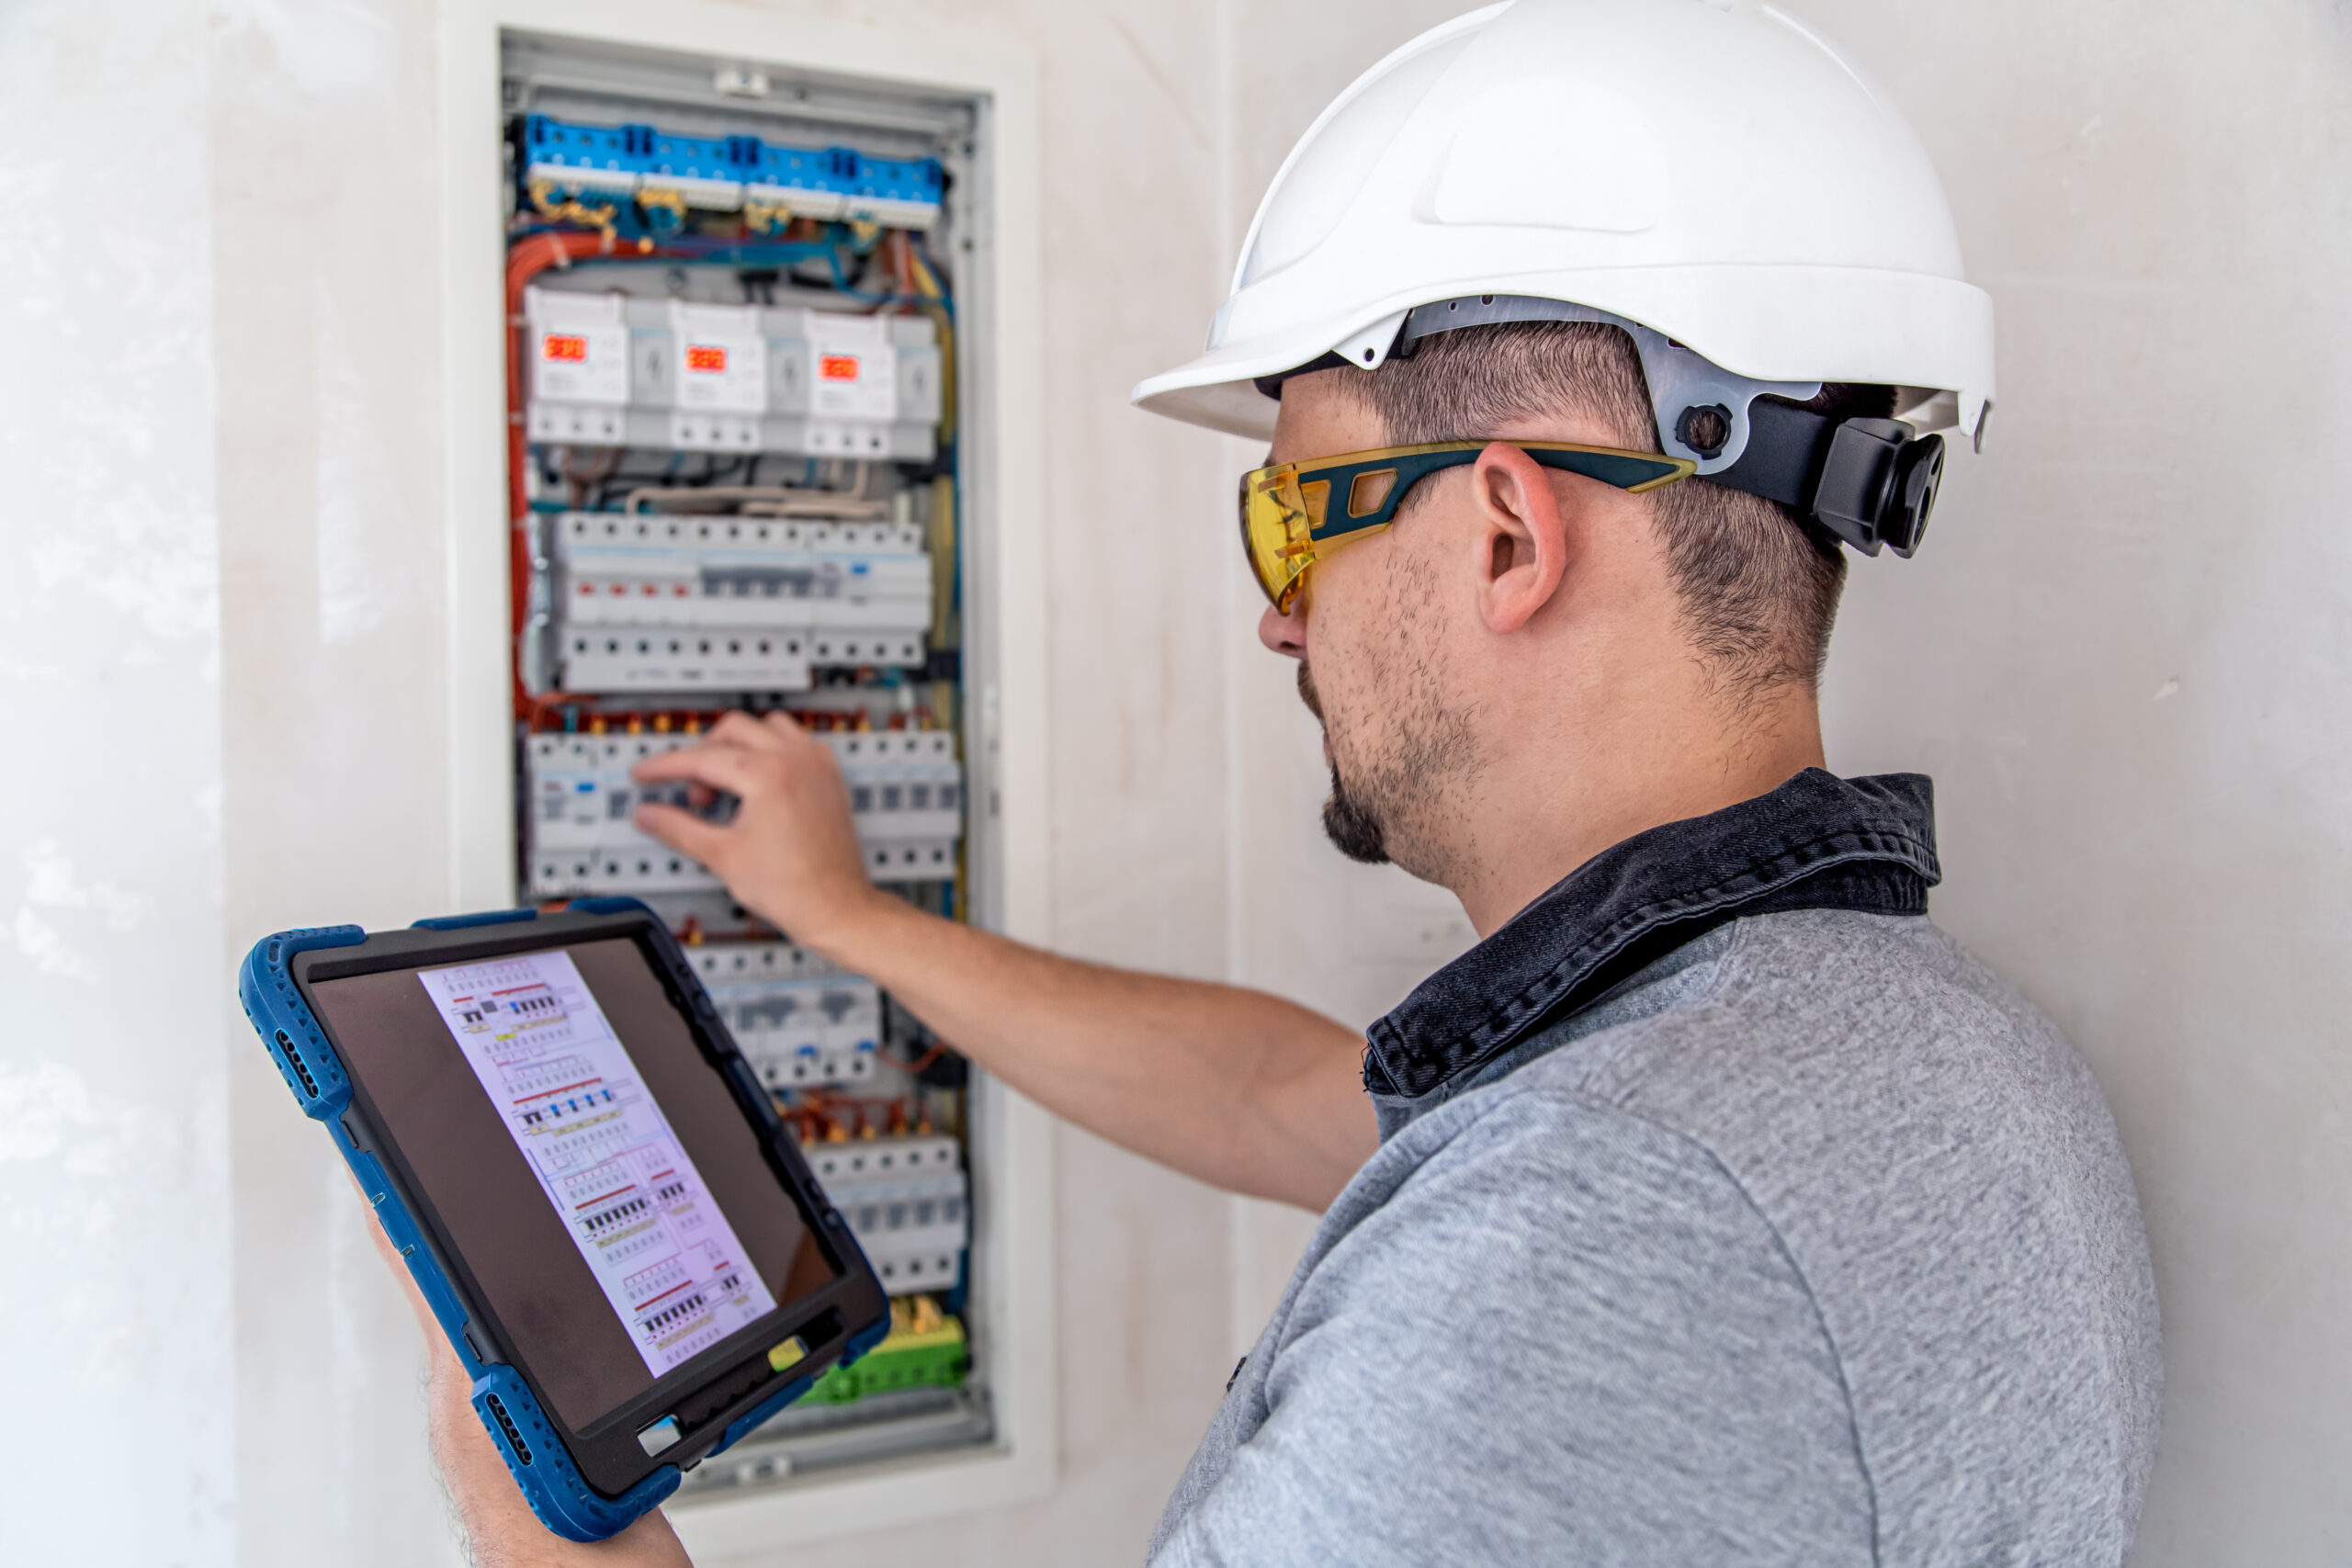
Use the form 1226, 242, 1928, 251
1298, 662, 1390, 865
1321, 767, 1391, 864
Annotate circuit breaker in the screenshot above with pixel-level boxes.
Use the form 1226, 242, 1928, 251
492, 25, 1016, 1501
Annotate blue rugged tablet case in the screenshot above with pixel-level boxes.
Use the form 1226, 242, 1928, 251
237, 899, 890, 1542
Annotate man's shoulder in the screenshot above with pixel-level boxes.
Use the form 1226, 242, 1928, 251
1561, 902, 2060, 1086
1548, 906, 2137, 1242
1480, 905, 2165, 1563
1357, 907, 2082, 1244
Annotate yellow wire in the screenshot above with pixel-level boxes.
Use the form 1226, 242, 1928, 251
903, 245, 957, 446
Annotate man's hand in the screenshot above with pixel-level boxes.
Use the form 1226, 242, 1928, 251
631, 711, 886, 953
359, 1190, 693, 1568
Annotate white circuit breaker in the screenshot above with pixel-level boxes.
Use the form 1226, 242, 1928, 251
525, 727, 962, 894
685, 942, 883, 1089
552, 511, 932, 693
526, 288, 944, 460
805, 1134, 968, 1296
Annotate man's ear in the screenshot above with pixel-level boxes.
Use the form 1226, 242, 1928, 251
1467, 442, 1573, 634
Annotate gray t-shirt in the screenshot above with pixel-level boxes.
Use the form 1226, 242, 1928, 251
1149, 909, 2162, 1565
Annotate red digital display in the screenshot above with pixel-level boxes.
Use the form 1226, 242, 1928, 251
542, 333, 589, 363
819, 353, 862, 382
684, 344, 729, 374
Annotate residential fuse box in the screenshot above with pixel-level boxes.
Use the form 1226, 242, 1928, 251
491, 23, 1026, 1506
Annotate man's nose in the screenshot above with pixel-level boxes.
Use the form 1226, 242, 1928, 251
1259, 602, 1306, 660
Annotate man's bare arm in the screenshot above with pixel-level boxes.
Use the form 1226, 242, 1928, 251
633, 712, 1375, 1212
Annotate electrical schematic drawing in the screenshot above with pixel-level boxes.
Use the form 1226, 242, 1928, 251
422, 949, 777, 1376
496, 30, 989, 1493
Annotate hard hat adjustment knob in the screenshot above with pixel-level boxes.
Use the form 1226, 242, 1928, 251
1809, 418, 1916, 557
1881, 435, 1944, 558
1675, 403, 1733, 460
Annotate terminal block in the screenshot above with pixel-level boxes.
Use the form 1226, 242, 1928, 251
522, 113, 944, 231
686, 942, 880, 1089
552, 511, 930, 693
807, 1134, 967, 1295
807, 1297, 967, 1404
524, 288, 943, 460
524, 728, 961, 895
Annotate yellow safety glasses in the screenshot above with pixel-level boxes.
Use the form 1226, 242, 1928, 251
1238, 440, 1696, 614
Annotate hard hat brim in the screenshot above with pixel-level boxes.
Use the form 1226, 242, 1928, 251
1134, 266, 1996, 443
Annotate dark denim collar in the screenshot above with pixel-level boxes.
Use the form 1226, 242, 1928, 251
1363, 769, 1941, 1102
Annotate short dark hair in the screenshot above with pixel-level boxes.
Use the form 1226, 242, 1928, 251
1335, 320, 1892, 698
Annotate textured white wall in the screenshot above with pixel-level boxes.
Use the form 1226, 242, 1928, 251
210, 0, 470, 1561
0, 2, 236, 1562
7, 0, 2350, 1563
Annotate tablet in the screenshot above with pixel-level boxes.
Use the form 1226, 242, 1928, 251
238, 899, 889, 1540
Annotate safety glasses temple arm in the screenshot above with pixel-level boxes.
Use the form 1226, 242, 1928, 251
1303, 443, 1694, 541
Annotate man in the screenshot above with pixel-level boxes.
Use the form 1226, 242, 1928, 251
392, 3, 2161, 1562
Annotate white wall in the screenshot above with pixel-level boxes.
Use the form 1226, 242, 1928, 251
4, 1, 2349, 1563
0, 2, 235, 1562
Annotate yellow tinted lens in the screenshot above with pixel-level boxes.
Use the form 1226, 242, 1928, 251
1240, 466, 1314, 610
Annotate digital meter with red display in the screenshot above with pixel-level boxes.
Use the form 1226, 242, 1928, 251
819, 354, 863, 382
542, 333, 590, 363
684, 344, 729, 374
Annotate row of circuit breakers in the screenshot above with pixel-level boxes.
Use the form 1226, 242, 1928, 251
526, 288, 942, 460
528, 726, 960, 893
687, 943, 966, 1296
550, 511, 932, 693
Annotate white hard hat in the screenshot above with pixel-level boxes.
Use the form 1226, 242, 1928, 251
1131, 0, 1995, 556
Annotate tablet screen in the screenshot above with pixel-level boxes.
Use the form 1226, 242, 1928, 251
311, 937, 841, 1431
416, 948, 780, 1377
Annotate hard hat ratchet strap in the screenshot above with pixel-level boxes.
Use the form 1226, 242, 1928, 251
1711, 403, 1945, 559
1258, 294, 1945, 559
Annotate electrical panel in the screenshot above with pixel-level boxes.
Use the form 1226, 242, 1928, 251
498, 29, 999, 1497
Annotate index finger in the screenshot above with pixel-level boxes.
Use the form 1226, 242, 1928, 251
631, 739, 769, 794
709, 709, 795, 753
